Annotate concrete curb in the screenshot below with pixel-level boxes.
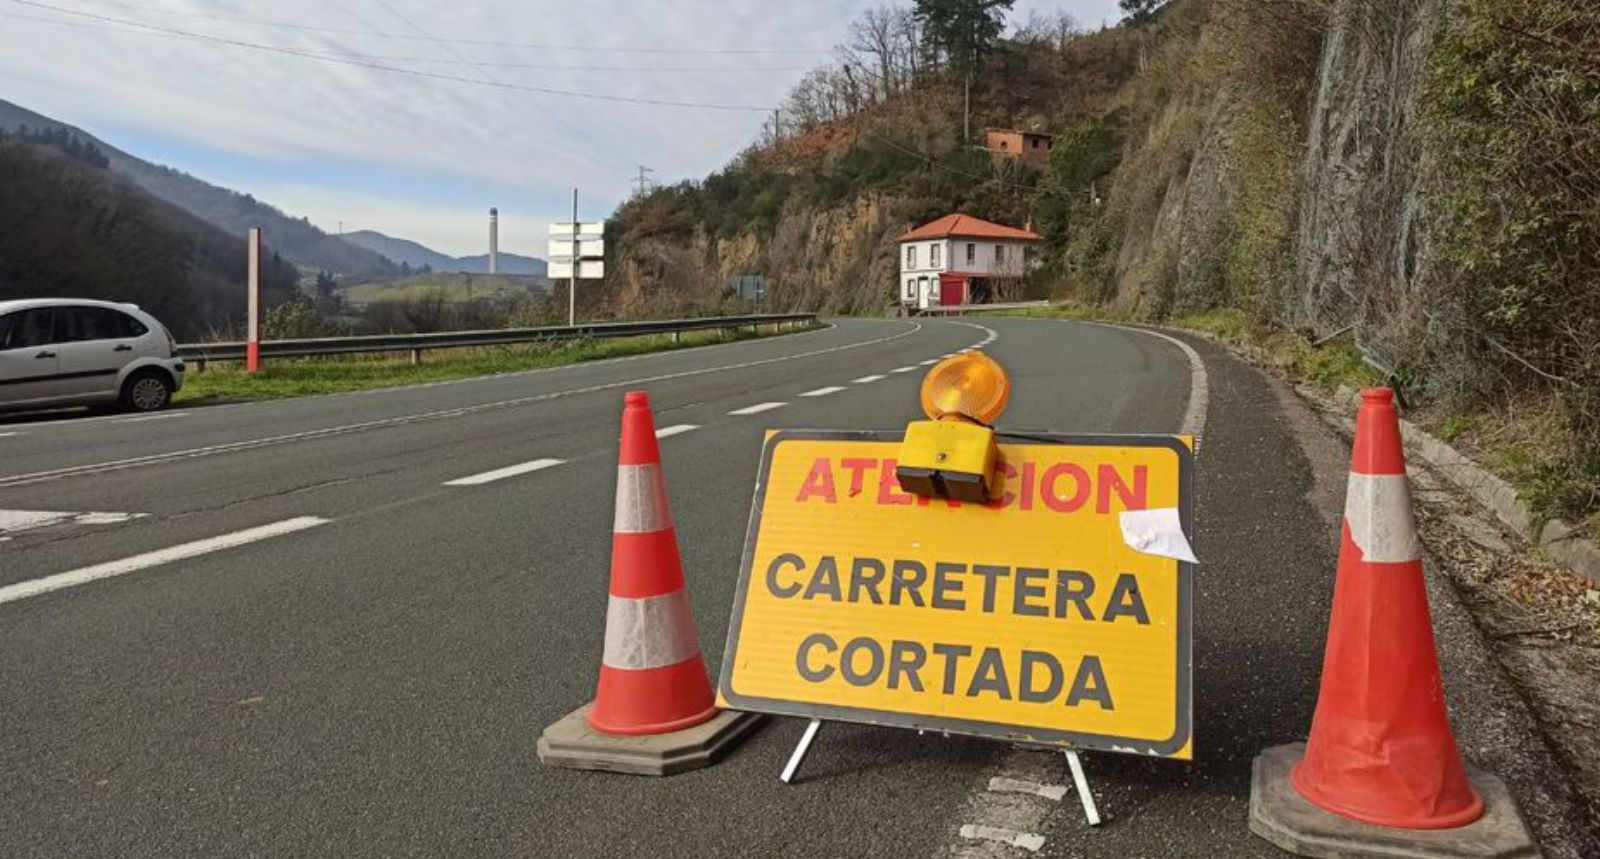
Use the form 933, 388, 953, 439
1327, 386, 1600, 588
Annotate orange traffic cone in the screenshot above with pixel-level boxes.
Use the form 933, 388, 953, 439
587, 391, 718, 736
1290, 387, 1483, 828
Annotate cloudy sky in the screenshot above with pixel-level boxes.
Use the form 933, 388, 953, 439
1, 0, 1124, 257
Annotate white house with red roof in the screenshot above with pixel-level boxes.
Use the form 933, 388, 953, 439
897, 213, 1041, 310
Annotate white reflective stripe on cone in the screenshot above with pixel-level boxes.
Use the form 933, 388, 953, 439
1343, 472, 1423, 563
614, 463, 672, 534
603, 591, 700, 670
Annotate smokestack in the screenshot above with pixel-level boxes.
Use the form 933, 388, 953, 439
489, 207, 499, 275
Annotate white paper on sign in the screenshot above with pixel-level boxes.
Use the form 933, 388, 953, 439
1119, 507, 1199, 564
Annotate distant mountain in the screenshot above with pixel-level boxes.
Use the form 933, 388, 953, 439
0, 132, 298, 337
0, 99, 399, 281
342, 230, 547, 276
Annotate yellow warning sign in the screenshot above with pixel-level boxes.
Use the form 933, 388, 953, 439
717, 430, 1194, 759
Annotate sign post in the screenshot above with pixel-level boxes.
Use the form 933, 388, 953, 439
547, 190, 605, 327
719, 430, 1196, 817
246, 226, 261, 374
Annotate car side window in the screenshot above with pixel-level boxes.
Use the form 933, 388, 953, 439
0, 309, 56, 350
55, 307, 147, 342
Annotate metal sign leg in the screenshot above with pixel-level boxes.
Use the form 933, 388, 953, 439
1064, 749, 1102, 826
780, 718, 823, 784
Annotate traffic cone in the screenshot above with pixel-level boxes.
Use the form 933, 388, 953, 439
587, 390, 718, 735
1290, 387, 1483, 828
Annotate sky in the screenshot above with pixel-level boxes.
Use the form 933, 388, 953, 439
0, 0, 1125, 257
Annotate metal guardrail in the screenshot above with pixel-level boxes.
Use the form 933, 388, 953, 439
913, 301, 1050, 316
177, 312, 817, 368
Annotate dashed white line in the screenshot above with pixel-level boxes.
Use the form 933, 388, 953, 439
655, 424, 699, 438
890, 366, 918, 374
0, 516, 330, 606
852, 375, 885, 384
799, 386, 846, 397
918, 359, 940, 365
958, 824, 1045, 853
728, 402, 786, 416
113, 412, 189, 424
988, 776, 1069, 801
444, 458, 565, 486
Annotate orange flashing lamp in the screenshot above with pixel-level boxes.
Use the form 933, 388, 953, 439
895, 351, 1011, 503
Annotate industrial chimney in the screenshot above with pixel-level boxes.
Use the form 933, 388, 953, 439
489, 207, 500, 275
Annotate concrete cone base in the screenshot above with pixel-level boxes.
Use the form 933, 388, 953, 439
1249, 744, 1540, 858
536, 703, 766, 776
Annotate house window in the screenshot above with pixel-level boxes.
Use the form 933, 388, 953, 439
904, 278, 917, 301
995, 244, 1005, 265
999, 140, 1008, 150
931, 244, 941, 268
1031, 138, 1040, 149
906, 245, 916, 268
966, 243, 975, 264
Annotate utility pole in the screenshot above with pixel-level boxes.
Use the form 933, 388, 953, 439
772, 108, 782, 143
569, 188, 578, 327
633, 165, 655, 197
963, 72, 971, 144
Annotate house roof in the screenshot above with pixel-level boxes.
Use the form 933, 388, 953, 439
897, 213, 1041, 243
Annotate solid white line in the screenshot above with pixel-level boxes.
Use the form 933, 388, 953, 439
0, 516, 329, 606
445, 458, 565, 486
890, 366, 918, 373
113, 412, 189, 424
0, 431, 21, 439
0, 322, 928, 489
799, 386, 846, 397
728, 402, 786, 416
654, 424, 699, 438
852, 375, 885, 383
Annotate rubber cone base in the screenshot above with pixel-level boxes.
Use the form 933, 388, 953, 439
537, 703, 766, 777
1250, 744, 1538, 858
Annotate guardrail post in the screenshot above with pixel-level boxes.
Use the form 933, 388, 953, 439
673, 331, 681, 344
411, 348, 422, 366
195, 357, 207, 374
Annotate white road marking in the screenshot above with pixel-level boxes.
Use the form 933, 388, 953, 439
0, 516, 329, 606
890, 366, 918, 373
958, 824, 1045, 853
0, 322, 936, 489
0, 431, 21, 439
919, 359, 939, 365
728, 402, 786, 416
852, 375, 885, 383
0, 509, 146, 535
1089, 322, 1209, 444
988, 776, 1069, 801
654, 424, 699, 438
799, 386, 846, 397
113, 412, 189, 424
445, 458, 565, 486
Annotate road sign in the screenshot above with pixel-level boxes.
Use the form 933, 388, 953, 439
549, 260, 604, 280
718, 430, 1194, 759
547, 238, 605, 259
548, 221, 605, 239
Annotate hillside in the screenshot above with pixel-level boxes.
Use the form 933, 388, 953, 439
342, 230, 548, 276
600, 0, 1599, 525
0, 132, 299, 337
0, 99, 399, 281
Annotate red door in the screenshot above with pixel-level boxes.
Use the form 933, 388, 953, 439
938, 273, 966, 307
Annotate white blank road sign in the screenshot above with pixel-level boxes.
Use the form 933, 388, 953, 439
548, 222, 605, 238
547, 239, 605, 258
549, 260, 605, 279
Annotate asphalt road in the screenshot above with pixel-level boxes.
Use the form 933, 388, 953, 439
0, 317, 1586, 858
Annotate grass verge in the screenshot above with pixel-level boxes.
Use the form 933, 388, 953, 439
176, 325, 817, 404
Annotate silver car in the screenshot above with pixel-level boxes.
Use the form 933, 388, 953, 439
0, 298, 186, 414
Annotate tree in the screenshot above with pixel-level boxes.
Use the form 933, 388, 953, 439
1118, 0, 1170, 22
913, 0, 1015, 75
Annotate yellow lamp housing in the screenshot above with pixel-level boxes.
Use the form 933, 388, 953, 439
896, 351, 1011, 503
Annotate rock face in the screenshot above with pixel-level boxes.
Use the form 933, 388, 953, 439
1293, 0, 1441, 367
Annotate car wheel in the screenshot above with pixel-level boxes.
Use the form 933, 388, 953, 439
121, 370, 173, 412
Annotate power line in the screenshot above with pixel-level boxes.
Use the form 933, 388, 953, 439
64, 0, 832, 55
6, 0, 779, 112
0, 10, 808, 72
865, 131, 1038, 193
